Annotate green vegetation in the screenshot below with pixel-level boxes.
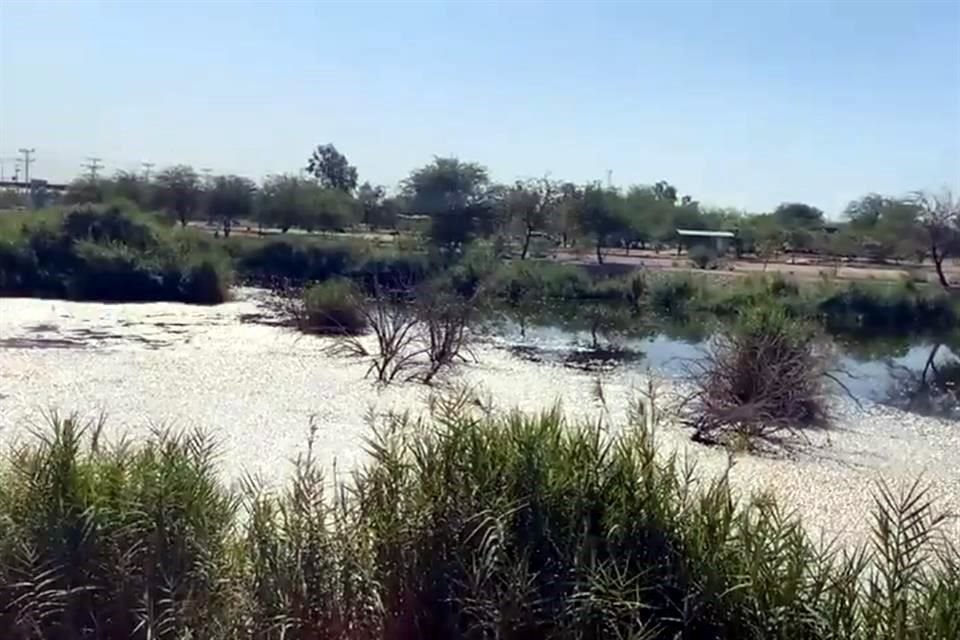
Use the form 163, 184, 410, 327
301, 278, 366, 334
228, 235, 429, 289
1, 406, 956, 639
0, 201, 953, 339
11, 142, 955, 291
0, 204, 230, 303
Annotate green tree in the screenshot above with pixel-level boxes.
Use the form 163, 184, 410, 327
258, 174, 308, 232
652, 180, 678, 203
750, 215, 786, 268
555, 182, 583, 247
845, 193, 889, 229
305, 143, 358, 193
304, 187, 359, 231
773, 202, 825, 229
403, 157, 492, 251
207, 174, 256, 237
575, 184, 627, 264
64, 178, 106, 205
622, 186, 661, 250
506, 177, 560, 259
357, 182, 398, 229
110, 170, 149, 209
154, 165, 201, 226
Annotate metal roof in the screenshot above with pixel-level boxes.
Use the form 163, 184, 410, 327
676, 229, 736, 238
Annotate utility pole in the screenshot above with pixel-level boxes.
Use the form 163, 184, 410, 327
18, 148, 35, 183
141, 161, 154, 181
83, 157, 103, 181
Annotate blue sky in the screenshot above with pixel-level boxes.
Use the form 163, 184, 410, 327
1, 0, 958, 215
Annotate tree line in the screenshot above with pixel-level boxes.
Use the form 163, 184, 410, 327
8, 142, 959, 287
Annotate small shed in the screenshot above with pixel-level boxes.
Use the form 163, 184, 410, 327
676, 229, 736, 255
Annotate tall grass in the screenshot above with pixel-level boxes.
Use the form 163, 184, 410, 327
1, 404, 957, 639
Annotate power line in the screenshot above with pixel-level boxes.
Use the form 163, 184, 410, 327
18, 148, 35, 183
83, 156, 103, 181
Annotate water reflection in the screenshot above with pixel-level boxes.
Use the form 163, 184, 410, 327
482, 302, 959, 419
883, 343, 960, 421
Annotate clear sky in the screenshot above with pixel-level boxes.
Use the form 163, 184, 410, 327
1, 0, 958, 215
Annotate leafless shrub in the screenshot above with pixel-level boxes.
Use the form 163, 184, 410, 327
332, 281, 423, 384
683, 307, 835, 449
330, 280, 477, 386
417, 293, 475, 385
265, 277, 309, 327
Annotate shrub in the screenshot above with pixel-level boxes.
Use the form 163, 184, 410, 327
816, 282, 957, 334
689, 244, 717, 269
229, 237, 429, 293
706, 274, 804, 317
0, 205, 231, 304
685, 305, 833, 447
488, 261, 592, 304
649, 274, 697, 314
68, 240, 166, 301
302, 278, 367, 334
181, 257, 231, 304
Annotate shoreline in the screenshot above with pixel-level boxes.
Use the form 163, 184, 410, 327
1, 294, 958, 548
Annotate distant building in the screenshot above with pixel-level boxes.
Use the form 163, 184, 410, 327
676, 228, 736, 255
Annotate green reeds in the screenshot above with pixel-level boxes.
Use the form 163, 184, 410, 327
1, 404, 956, 639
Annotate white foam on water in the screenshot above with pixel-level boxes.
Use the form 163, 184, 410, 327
1, 291, 958, 547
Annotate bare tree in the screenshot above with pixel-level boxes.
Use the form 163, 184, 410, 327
913, 190, 959, 289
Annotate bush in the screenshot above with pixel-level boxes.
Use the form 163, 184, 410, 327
488, 261, 592, 304
689, 244, 717, 269
816, 281, 957, 334
0, 205, 231, 303
1, 409, 957, 639
706, 274, 804, 317
181, 257, 232, 304
649, 274, 697, 314
685, 305, 833, 447
229, 237, 429, 293
302, 278, 367, 334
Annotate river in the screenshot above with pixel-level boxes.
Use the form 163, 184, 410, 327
1, 289, 958, 547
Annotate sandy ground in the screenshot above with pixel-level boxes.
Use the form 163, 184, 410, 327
554, 248, 960, 285
1, 292, 958, 549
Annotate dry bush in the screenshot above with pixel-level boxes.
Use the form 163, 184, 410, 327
332, 280, 422, 384
684, 306, 835, 448
332, 280, 476, 385
417, 293, 475, 385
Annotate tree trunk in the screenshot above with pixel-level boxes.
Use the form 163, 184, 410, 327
596, 239, 604, 264
932, 245, 950, 289
521, 227, 533, 260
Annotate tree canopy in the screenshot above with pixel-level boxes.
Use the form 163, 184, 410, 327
306, 144, 358, 193
404, 157, 493, 250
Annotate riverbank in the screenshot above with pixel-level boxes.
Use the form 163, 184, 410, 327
1, 292, 957, 548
